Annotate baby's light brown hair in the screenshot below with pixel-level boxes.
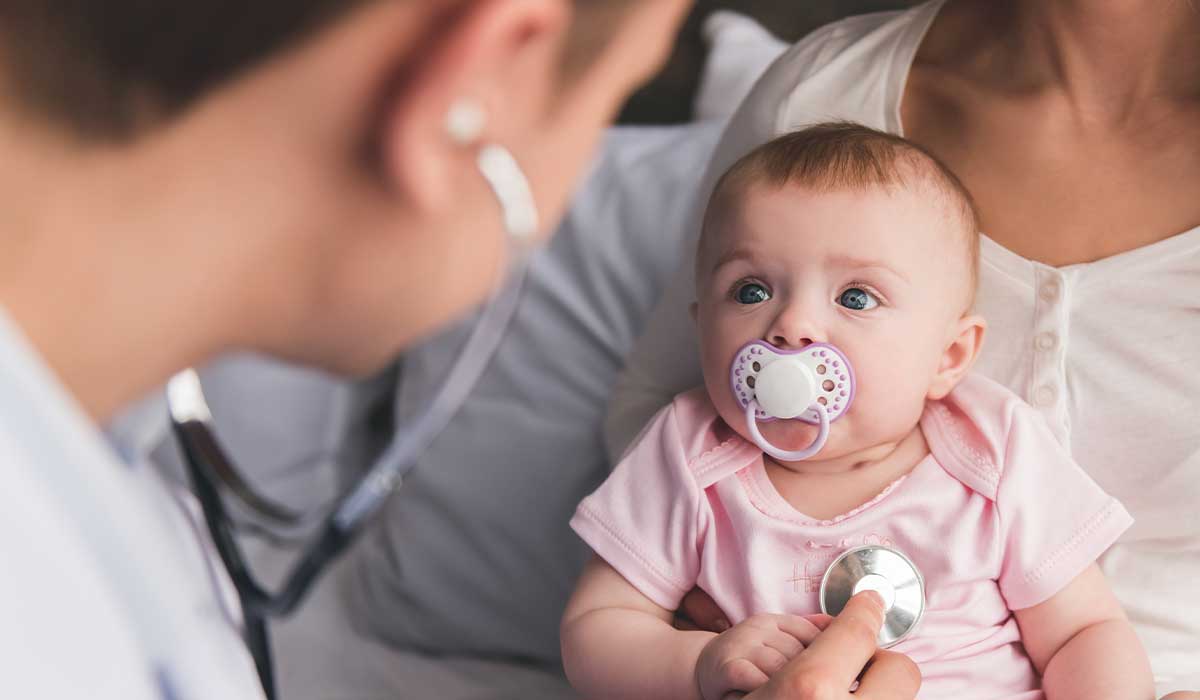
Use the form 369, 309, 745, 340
699, 122, 981, 309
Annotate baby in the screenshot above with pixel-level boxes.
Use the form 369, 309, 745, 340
560, 124, 1153, 699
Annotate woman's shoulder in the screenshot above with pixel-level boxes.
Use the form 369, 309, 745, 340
737, 1, 942, 137
782, 4, 930, 68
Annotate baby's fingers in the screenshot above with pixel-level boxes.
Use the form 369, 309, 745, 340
716, 647, 791, 695
746, 646, 791, 676
719, 657, 773, 694
774, 614, 826, 647
762, 631, 803, 660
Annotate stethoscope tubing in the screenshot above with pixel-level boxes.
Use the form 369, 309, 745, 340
168, 255, 532, 699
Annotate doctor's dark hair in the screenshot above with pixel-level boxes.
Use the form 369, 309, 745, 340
700, 122, 981, 306
0, 0, 368, 139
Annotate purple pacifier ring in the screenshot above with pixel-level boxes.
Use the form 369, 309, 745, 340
744, 398, 830, 461
729, 340, 855, 461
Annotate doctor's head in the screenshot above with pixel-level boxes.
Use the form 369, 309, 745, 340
0, 0, 688, 379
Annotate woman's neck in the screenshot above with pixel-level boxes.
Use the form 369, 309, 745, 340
935, 0, 1200, 124
1009, 0, 1200, 114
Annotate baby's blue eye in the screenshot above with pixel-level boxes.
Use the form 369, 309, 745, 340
735, 282, 771, 305
838, 287, 878, 311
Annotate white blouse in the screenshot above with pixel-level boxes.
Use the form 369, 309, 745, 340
606, 0, 1200, 690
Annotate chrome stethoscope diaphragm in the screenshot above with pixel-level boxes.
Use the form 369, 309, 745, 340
820, 545, 925, 648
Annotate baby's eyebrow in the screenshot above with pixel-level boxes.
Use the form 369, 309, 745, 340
826, 254, 910, 284
711, 247, 757, 274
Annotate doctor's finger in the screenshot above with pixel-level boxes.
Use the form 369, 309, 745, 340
776, 591, 887, 691
852, 649, 922, 700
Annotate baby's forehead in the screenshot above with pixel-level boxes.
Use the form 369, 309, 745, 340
705, 180, 965, 258
699, 180, 977, 305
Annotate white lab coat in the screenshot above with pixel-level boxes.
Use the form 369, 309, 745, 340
0, 309, 265, 699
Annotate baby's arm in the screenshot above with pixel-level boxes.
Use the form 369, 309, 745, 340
1015, 563, 1154, 700
562, 555, 823, 700
561, 555, 716, 699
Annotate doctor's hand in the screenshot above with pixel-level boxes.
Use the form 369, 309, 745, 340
720, 591, 921, 700
1160, 693, 1200, 699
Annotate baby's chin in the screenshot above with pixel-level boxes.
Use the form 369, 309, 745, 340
731, 412, 874, 462
750, 418, 825, 452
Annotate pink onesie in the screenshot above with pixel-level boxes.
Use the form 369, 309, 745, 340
570, 373, 1133, 699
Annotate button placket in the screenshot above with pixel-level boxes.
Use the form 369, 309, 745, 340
1030, 267, 1070, 438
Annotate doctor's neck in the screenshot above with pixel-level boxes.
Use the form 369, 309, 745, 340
0, 111, 264, 421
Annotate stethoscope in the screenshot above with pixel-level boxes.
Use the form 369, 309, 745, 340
166, 142, 538, 699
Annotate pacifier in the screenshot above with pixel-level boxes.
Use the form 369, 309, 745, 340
729, 340, 856, 461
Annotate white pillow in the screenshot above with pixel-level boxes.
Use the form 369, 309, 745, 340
346, 123, 724, 662
693, 11, 789, 122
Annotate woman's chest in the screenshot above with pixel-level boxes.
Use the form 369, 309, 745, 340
903, 80, 1200, 267
954, 154, 1200, 267
971, 245, 1200, 532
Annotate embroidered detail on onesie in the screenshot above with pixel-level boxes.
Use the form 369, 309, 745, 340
787, 533, 895, 593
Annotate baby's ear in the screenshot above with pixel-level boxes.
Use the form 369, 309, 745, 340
928, 314, 986, 400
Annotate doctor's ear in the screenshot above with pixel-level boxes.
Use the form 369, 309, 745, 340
927, 314, 986, 400
380, 0, 570, 212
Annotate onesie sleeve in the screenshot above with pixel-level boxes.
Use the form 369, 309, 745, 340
994, 402, 1134, 610
570, 400, 706, 611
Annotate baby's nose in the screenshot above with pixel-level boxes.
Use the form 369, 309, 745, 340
769, 332, 814, 350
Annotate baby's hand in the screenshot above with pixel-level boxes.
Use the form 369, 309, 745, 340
694, 613, 825, 700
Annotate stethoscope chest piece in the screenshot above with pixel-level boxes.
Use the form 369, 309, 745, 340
819, 545, 925, 648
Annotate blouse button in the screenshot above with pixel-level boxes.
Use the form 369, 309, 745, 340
1034, 332, 1057, 351
1033, 384, 1057, 407
1039, 279, 1061, 302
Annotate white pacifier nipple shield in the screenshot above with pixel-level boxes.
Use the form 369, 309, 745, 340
729, 340, 855, 461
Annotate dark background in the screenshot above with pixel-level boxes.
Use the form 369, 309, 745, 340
618, 0, 920, 124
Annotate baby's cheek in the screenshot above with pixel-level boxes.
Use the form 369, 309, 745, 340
847, 370, 928, 439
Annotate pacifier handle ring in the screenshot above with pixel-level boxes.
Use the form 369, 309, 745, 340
744, 399, 830, 462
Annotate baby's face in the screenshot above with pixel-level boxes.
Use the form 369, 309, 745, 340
695, 182, 973, 462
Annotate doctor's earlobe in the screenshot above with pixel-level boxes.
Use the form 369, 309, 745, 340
379, 0, 568, 212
